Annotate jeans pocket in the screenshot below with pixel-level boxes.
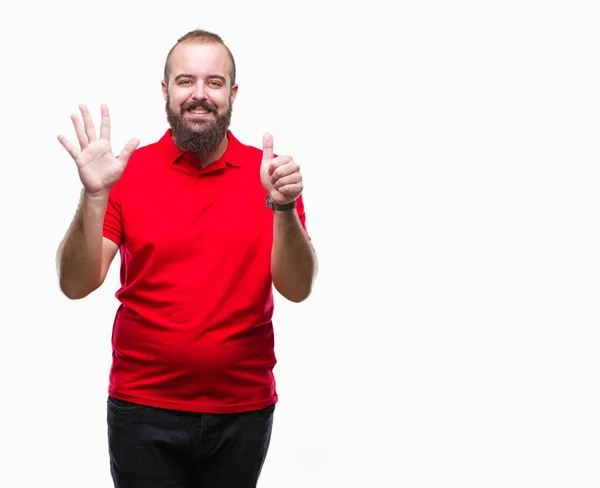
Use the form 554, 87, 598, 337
107, 395, 140, 413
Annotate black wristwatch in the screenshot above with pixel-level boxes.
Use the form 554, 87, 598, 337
266, 194, 296, 211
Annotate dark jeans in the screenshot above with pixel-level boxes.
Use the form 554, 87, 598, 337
107, 396, 274, 488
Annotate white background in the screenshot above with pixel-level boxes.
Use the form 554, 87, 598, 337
1, 0, 600, 486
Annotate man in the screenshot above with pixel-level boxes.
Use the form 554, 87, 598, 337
55, 29, 317, 488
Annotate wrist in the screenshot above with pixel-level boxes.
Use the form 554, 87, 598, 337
82, 187, 110, 200
81, 188, 110, 212
266, 194, 296, 212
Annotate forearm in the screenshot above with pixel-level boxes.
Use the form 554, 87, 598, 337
271, 210, 317, 302
56, 189, 108, 299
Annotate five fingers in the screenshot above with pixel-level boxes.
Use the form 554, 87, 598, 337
58, 104, 112, 160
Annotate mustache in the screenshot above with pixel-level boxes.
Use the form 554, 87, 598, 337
181, 100, 218, 113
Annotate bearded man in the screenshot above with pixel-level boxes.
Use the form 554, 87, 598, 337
56, 28, 317, 488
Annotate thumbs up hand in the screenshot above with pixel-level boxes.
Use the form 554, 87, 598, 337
260, 133, 303, 205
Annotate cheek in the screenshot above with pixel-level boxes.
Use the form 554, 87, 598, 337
216, 95, 231, 112
170, 98, 182, 111
169, 89, 189, 108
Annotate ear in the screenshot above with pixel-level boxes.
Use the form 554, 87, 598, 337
229, 83, 239, 104
161, 80, 168, 101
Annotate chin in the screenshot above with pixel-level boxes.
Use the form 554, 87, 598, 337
184, 119, 212, 130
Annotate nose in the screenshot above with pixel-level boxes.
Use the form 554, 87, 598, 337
192, 82, 207, 101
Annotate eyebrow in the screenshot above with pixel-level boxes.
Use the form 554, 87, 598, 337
174, 74, 227, 83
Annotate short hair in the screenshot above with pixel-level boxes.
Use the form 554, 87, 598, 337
163, 29, 237, 87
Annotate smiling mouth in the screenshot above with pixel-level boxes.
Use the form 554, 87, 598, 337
187, 108, 211, 115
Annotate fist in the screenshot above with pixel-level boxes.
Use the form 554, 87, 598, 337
260, 133, 303, 205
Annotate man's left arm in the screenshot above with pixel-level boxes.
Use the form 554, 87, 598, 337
260, 133, 318, 302
271, 207, 317, 302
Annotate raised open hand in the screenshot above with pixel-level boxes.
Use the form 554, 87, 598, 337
58, 104, 139, 197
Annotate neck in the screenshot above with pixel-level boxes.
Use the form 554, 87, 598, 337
195, 135, 229, 168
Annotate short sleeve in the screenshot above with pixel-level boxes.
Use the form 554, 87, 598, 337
103, 181, 124, 246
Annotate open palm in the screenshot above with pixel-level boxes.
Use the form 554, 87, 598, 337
58, 104, 139, 197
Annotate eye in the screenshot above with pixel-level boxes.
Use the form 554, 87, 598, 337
209, 80, 224, 88
178, 79, 192, 86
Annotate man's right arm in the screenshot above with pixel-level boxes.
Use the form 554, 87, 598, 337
56, 189, 119, 300
56, 103, 138, 299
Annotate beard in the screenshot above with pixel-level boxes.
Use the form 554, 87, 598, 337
166, 97, 232, 157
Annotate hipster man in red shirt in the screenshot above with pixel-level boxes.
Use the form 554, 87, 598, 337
56, 29, 317, 488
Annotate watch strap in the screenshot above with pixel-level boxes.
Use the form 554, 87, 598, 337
266, 194, 296, 211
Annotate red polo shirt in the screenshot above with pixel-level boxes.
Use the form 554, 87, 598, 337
102, 129, 308, 414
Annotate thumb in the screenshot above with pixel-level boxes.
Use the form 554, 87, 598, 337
118, 138, 140, 166
262, 133, 274, 162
